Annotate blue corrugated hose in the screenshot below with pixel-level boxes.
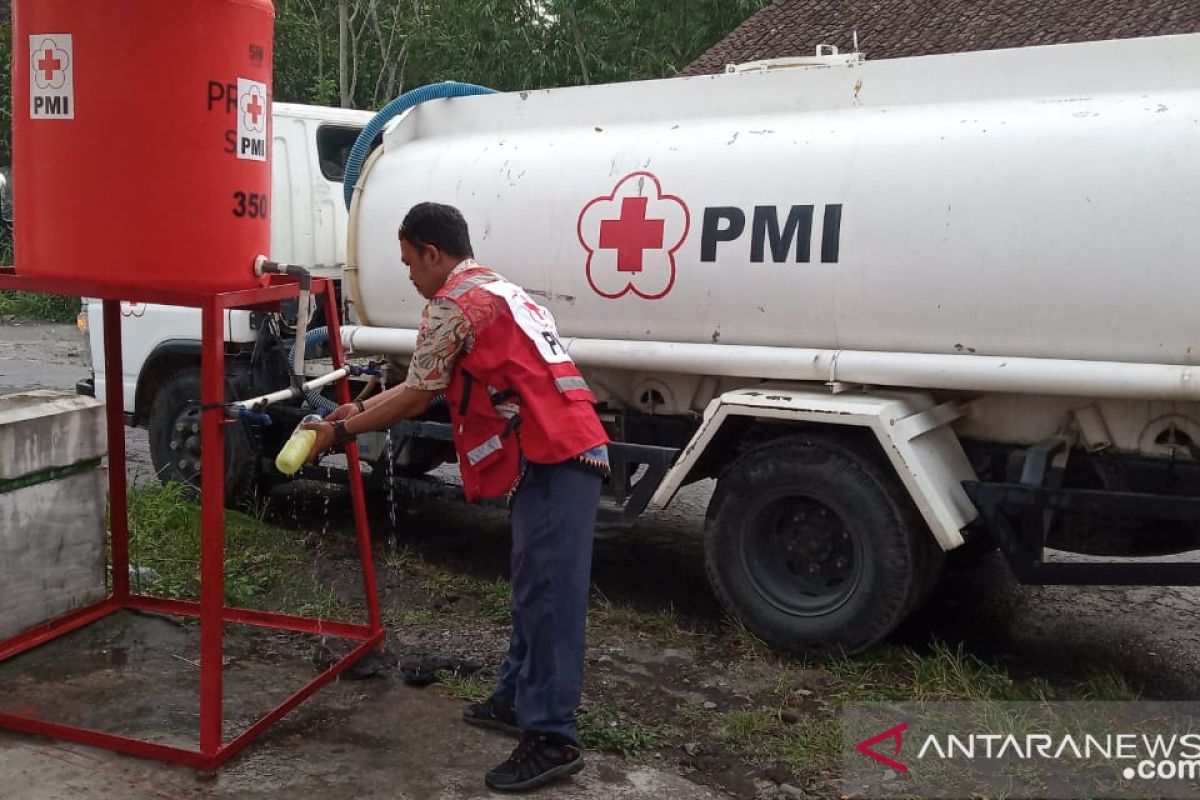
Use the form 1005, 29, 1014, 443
288, 326, 338, 414
342, 82, 497, 210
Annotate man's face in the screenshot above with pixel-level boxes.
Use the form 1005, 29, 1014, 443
400, 238, 444, 299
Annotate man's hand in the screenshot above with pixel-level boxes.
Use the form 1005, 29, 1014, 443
301, 419, 336, 463
323, 402, 360, 423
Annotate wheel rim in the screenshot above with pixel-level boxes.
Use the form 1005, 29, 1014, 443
740, 494, 864, 617
164, 402, 204, 488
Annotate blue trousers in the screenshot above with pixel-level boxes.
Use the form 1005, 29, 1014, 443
493, 460, 601, 742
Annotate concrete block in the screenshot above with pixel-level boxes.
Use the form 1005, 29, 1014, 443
0, 467, 108, 640
0, 390, 106, 481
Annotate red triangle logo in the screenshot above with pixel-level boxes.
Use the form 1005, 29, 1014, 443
855, 722, 909, 773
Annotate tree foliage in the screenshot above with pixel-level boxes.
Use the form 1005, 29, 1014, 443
1, 18, 10, 165
0, 0, 768, 164
273, 0, 768, 105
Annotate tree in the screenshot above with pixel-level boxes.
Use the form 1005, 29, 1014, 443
0, 17, 11, 166
0, 0, 768, 168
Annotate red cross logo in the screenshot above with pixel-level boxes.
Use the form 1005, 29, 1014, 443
31, 39, 70, 91
522, 300, 546, 321
577, 171, 690, 300
37, 49, 61, 81
599, 198, 665, 274
247, 93, 263, 125
239, 84, 267, 133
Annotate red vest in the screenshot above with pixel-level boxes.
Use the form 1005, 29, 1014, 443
436, 266, 609, 501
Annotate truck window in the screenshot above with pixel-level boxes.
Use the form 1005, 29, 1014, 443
316, 125, 364, 183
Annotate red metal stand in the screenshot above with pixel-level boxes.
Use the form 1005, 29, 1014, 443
0, 269, 384, 769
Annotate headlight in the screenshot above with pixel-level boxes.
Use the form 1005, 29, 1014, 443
77, 308, 92, 369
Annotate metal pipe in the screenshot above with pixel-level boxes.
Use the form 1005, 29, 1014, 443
339, 324, 1200, 402
255, 256, 312, 379
229, 366, 352, 414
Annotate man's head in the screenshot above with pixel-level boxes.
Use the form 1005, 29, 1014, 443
398, 202, 474, 299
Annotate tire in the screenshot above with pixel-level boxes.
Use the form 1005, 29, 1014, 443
907, 521, 946, 615
704, 435, 925, 656
148, 368, 258, 507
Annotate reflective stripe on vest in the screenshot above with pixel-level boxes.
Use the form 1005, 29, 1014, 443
554, 375, 590, 393
466, 435, 503, 466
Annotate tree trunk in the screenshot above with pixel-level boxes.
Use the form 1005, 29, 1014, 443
564, 6, 591, 85
339, 0, 353, 107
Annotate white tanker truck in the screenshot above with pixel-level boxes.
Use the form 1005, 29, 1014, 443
86, 32, 1200, 654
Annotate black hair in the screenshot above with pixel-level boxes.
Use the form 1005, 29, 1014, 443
398, 202, 474, 259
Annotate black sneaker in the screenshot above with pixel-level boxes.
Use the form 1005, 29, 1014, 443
485, 731, 585, 792
462, 694, 519, 736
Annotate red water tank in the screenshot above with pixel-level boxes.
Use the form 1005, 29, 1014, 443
12, 0, 275, 294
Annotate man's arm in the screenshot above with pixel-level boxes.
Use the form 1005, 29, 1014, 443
349, 383, 438, 432
303, 296, 467, 462
302, 384, 439, 462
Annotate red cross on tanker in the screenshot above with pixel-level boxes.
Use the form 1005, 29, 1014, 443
37, 49, 61, 80
599, 197, 666, 273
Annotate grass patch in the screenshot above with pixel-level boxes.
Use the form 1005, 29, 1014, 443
715, 706, 842, 775
385, 608, 440, 627
723, 616, 774, 659
1076, 668, 1138, 701
697, 642, 1143, 785
294, 583, 356, 622
419, 567, 478, 595
590, 594, 679, 637
823, 641, 1136, 704
578, 703, 669, 758
124, 482, 302, 608
479, 578, 511, 623
676, 702, 708, 724
780, 715, 842, 775
720, 709, 778, 746
828, 642, 1021, 702
435, 670, 491, 703
382, 546, 423, 574
0, 291, 79, 322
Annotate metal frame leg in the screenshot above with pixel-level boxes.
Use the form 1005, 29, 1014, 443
322, 280, 384, 636
0, 273, 385, 770
199, 298, 226, 757
102, 299, 130, 601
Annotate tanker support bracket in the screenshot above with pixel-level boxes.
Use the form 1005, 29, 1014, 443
964, 438, 1200, 586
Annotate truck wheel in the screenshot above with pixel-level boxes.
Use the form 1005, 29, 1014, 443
705, 436, 923, 655
148, 369, 257, 506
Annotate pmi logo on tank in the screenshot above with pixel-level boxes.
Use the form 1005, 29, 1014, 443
577, 171, 843, 300
28, 34, 75, 120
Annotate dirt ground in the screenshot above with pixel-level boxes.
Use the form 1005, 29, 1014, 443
5, 321, 1200, 799
0, 612, 725, 800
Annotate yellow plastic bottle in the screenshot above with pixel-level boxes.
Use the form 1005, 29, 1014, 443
274, 415, 321, 476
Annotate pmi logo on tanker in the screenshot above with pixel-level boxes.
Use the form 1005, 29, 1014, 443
577, 171, 842, 300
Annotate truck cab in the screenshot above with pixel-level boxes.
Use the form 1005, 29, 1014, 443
79, 103, 374, 496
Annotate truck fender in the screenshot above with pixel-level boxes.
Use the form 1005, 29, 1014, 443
650, 383, 977, 550
133, 339, 202, 423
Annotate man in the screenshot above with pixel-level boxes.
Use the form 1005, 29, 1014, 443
304, 202, 609, 793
